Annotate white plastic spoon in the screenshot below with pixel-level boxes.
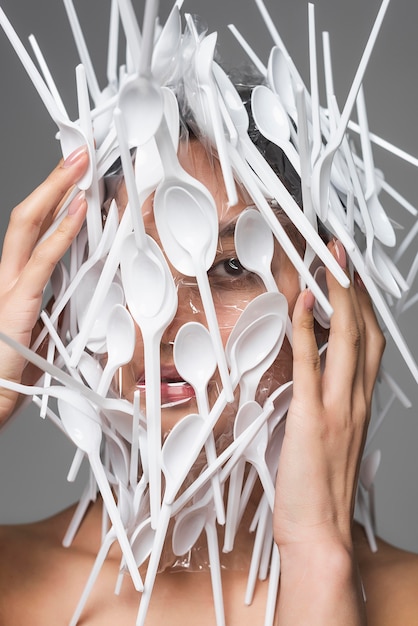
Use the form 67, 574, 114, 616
172, 490, 225, 626
213, 62, 348, 303
134, 86, 180, 204
57, 393, 142, 591
32, 201, 119, 356
96, 305, 135, 397
151, 3, 182, 84
136, 413, 207, 626
174, 322, 225, 524
193, 33, 238, 206
117, 0, 163, 147
153, 117, 233, 402
234, 207, 293, 343
0, 7, 93, 189
69, 482, 133, 626
227, 314, 285, 391
234, 402, 275, 508
120, 232, 178, 527
115, 516, 155, 595
310, 0, 392, 220
75, 270, 125, 354
356, 86, 396, 247
223, 312, 284, 551
267, 45, 298, 123
251, 85, 300, 174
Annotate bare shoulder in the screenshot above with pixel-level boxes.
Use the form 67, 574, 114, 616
0, 504, 113, 626
354, 524, 418, 625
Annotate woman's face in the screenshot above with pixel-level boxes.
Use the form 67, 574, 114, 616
111, 140, 302, 435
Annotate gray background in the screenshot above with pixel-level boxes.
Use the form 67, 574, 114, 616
0, 0, 418, 551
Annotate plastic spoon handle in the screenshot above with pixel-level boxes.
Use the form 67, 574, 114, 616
62, 0, 101, 102
69, 529, 117, 626
194, 262, 233, 405
76, 64, 103, 253
28, 34, 68, 117
107, 0, 120, 86
311, 0, 391, 217
136, 501, 171, 626
139, 0, 159, 77
116, 0, 142, 71
114, 108, 147, 248
89, 452, 143, 591
205, 521, 226, 626
143, 332, 163, 528
0, 8, 63, 122
264, 545, 281, 626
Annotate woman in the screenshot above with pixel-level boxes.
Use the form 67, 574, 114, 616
0, 2, 418, 625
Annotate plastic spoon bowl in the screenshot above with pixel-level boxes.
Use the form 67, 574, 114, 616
75, 268, 125, 354
233, 401, 275, 508
120, 231, 178, 527
136, 412, 207, 626
172, 490, 225, 626
57, 392, 142, 591
267, 46, 298, 123
117, 0, 163, 146
153, 117, 233, 402
251, 85, 300, 173
235, 208, 276, 292
151, 4, 181, 84
234, 207, 293, 343
174, 321, 225, 524
96, 304, 135, 396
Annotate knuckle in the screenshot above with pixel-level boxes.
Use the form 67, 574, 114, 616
353, 395, 369, 426
9, 202, 42, 231
31, 245, 55, 274
295, 345, 321, 372
369, 325, 386, 358
346, 321, 361, 352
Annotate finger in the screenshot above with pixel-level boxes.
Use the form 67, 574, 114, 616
291, 288, 322, 410
14, 192, 87, 303
322, 241, 360, 408
0, 146, 88, 284
353, 274, 385, 404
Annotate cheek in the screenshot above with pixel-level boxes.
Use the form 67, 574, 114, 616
272, 253, 301, 316
212, 278, 267, 339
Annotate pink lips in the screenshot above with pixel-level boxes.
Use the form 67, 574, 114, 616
137, 368, 195, 406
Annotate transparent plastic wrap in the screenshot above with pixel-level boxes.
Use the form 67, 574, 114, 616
0, 2, 416, 625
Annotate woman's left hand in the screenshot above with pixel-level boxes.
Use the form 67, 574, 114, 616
273, 239, 385, 624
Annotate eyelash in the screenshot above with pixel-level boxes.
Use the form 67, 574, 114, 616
208, 256, 261, 290
215, 257, 246, 276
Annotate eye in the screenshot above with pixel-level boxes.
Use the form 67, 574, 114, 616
208, 256, 262, 291
209, 257, 247, 280
222, 257, 246, 276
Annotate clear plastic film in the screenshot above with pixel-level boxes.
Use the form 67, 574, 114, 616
0, 2, 416, 624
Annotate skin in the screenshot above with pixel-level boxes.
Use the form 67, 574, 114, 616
0, 142, 418, 625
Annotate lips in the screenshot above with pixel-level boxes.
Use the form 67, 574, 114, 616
136, 367, 195, 406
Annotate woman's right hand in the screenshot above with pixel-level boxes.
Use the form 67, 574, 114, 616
0, 146, 88, 425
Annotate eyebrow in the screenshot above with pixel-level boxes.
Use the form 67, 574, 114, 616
217, 203, 288, 242
218, 220, 237, 240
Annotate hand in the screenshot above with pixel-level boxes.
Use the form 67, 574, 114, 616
0, 147, 88, 424
273, 240, 384, 624
274, 240, 384, 548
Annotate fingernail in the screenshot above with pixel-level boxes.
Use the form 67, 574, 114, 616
332, 238, 347, 269
63, 145, 88, 168
68, 191, 86, 215
354, 271, 367, 291
304, 289, 315, 311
